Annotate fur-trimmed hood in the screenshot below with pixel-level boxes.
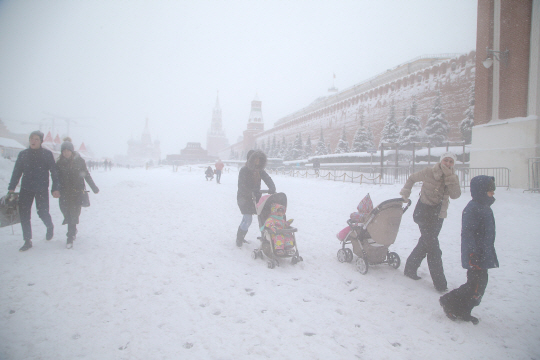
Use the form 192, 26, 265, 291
246, 150, 267, 171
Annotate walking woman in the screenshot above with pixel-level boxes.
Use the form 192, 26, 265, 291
236, 150, 276, 247
400, 152, 461, 291
56, 139, 99, 248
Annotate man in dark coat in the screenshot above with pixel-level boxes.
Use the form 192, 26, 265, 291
439, 175, 498, 324
236, 150, 276, 247
8, 130, 60, 251
56, 139, 99, 248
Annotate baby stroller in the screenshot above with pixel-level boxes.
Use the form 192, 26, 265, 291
336, 197, 411, 274
251, 191, 303, 269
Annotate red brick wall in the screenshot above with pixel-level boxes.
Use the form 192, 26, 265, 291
499, 0, 532, 119
256, 54, 476, 152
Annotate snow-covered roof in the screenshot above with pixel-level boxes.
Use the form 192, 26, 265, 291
0, 137, 25, 149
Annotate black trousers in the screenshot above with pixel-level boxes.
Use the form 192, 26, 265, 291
18, 188, 53, 241
404, 217, 447, 290
215, 170, 222, 183
441, 269, 489, 317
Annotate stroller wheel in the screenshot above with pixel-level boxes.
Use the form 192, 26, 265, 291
355, 257, 369, 275
387, 252, 401, 269
267, 260, 276, 269
345, 248, 354, 263
291, 256, 298, 265
337, 249, 348, 263
251, 249, 259, 260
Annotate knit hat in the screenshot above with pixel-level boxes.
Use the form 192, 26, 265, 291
440, 152, 457, 163
61, 140, 74, 152
29, 130, 44, 143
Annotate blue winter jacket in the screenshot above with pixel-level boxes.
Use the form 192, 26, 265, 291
8, 147, 59, 193
461, 175, 498, 269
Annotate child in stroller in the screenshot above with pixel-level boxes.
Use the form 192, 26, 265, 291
251, 192, 303, 268
261, 203, 295, 256
336, 194, 411, 274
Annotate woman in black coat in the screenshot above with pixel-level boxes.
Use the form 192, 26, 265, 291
56, 139, 99, 248
236, 149, 275, 247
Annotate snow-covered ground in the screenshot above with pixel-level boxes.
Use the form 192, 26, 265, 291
1, 162, 539, 359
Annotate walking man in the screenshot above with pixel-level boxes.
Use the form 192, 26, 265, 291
8, 131, 60, 251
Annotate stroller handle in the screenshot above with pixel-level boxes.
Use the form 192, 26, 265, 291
402, 199, 412, 214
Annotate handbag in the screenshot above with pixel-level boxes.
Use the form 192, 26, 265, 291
81, 190, 90, 207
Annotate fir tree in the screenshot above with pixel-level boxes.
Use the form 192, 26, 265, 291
460, 85, 475, 144
292, 133, 304, 159
304, 134, 313, 158
334, 127, 350, 154
352, 115, 375, 152
315, 128, 328, 155
424, 90, 449, 147
398, 97, 424, 149
379, 100, 400, 147
270, 135, 277, 157
284, 141, 294, 161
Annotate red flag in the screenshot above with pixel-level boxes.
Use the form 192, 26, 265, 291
43, 131, 53, 143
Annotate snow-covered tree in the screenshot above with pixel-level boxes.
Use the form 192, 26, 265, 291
284, 141, 294, 161
460, 85, 475, 144
270, 135, 277, 157
379, 100, 400, 147
292, 133, 304, 159
398, 97, 424, 149
334, 127, 350, 154
352, 115, 375, 152
304, 134, 313, 158
315, 128, 328, 155
424, 90, 449, 146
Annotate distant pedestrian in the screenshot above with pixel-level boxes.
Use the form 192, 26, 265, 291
56, 138, 99, 248
439, 176, 498, 325
205, 166, 214, 181
400, 152, 461, 292
215, 159, 224, 184
236, 150, 275, 247
8, 130, 60, 251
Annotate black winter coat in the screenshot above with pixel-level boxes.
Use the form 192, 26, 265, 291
8, 147, 59, 193
237, 150, 276, 214
461, 175, 498, 269
56, 152, 99, 224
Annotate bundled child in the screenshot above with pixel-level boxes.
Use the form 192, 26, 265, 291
439, 175, 498, 325
261, 203, 294, 256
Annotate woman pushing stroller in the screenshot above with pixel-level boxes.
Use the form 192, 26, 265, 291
236, 150, 275, 247
400, 152, 461, 292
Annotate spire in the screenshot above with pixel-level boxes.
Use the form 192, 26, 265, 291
248, 94, 263, 123
215, 91, 220, 108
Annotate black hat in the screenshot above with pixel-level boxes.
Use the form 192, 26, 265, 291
61, 141, 74, 152
29, 130, 44, 143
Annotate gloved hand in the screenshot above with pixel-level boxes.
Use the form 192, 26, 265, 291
469, 253, 482, 270
400, 188, 411, 201
441, 163, 454, 176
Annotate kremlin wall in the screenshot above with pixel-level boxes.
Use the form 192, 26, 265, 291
216, 51, 476, 160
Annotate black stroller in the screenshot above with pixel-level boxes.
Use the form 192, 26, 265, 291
251, 191, 303, 269
337, 198, 411, 274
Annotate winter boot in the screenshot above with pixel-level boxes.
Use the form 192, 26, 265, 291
67, 224, 78, 241
236, 227, 248, 247
66, 236, 74, 249
404, 270, 421, 280
19, 240, 33, 252
46, 225, 54, 241
439, 297, 457, 321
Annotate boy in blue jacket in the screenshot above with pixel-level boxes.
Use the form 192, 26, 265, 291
439, 175, 498, 325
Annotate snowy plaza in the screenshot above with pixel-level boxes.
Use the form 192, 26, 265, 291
1, 164, 539, 359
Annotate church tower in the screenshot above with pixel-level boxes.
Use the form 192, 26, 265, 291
206, 92, 229, 156
243, 94, 265, 153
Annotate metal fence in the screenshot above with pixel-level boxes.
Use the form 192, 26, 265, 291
525, 158, 540, 193
457, 167, 511, 190
270, 164, 512, 190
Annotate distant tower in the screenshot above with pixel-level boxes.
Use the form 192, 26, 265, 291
141, 117, 152, 145
243, 94, 265, 153
206, 92, 229, 156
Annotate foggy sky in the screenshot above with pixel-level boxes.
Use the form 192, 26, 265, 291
0, 0, 477, 158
